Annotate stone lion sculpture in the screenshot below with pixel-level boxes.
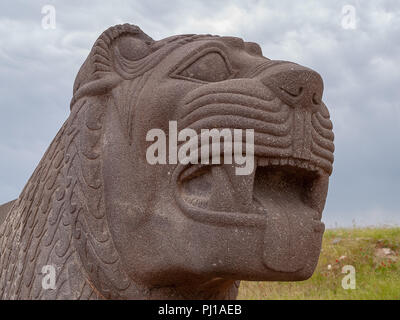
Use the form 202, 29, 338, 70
0, 24, 334, 299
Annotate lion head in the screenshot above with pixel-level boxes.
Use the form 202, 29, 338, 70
0, 24, 334, 300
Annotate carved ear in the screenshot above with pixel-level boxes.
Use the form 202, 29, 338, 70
72, 24, 154, 106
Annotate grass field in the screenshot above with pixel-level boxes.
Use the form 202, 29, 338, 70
238, 227, 400, 300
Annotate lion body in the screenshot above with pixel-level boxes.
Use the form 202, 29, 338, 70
0, 110, 95, 299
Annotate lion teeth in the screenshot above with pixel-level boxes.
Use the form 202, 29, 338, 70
270, 159, 279, 166
258, 158, 269, 167
256, 157, 322, 173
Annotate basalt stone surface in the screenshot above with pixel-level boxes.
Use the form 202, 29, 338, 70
0, 24, 334, 300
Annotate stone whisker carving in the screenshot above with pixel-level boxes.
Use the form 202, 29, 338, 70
0, 24, 334, 300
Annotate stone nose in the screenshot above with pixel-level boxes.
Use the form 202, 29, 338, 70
260, 62, 324, 110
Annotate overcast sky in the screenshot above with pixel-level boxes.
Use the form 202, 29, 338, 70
0, 0, 399, 227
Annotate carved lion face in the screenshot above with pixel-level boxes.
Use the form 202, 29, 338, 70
73, 24, 334, 288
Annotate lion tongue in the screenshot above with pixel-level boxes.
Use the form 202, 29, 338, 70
256, 190, 313, 272
208, 164, 255, 213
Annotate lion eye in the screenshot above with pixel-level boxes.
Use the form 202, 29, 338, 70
179, 52, 231, 82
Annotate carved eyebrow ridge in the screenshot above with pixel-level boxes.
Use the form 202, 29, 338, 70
170, 43, 235, 83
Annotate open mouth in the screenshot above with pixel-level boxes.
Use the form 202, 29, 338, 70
176, 156, 327, 228
174, 156, 328, 272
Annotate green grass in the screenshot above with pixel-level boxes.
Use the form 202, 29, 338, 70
238, 227, 400, 300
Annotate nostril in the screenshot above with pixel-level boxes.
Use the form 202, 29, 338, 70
312, 92, 321, 105
280, 86, 304, 98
